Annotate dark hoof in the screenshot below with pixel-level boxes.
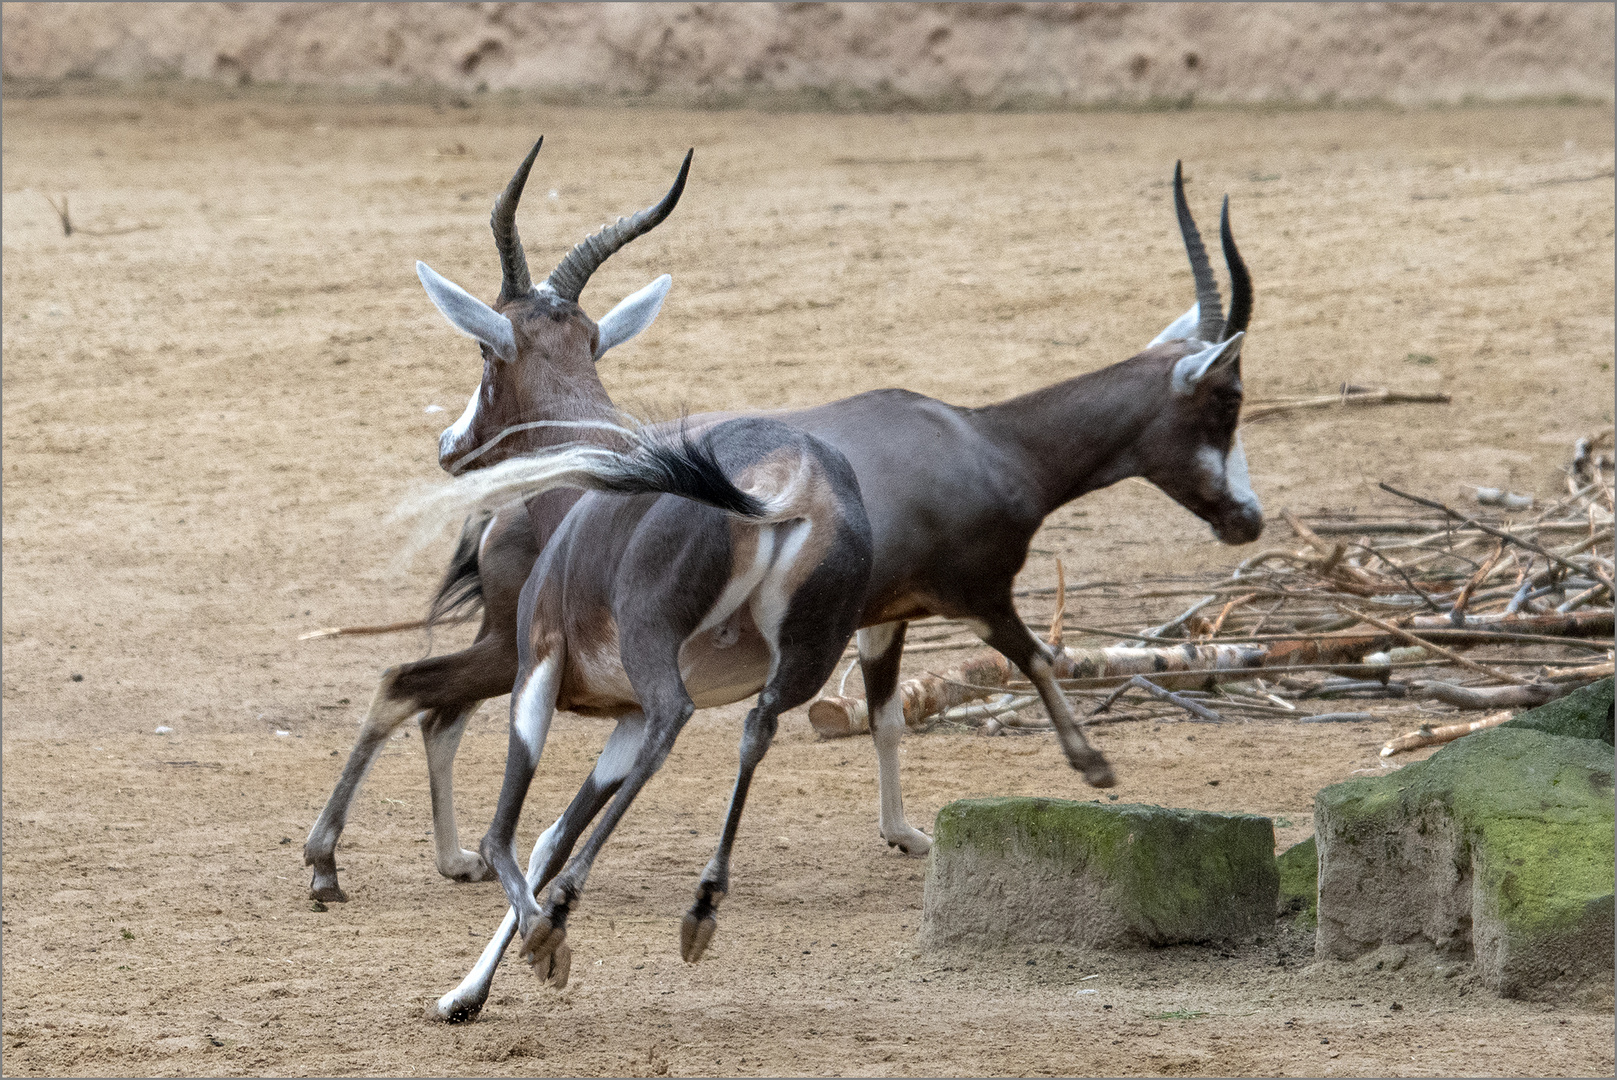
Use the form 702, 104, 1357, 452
680, 910, 717, 962
309, 881, 348, 904
519, 919, 572, 989
1080, 757, 1117, 788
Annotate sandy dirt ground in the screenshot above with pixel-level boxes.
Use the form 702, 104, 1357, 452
4, 2, 1614, 109
2, 88, 1613, 1076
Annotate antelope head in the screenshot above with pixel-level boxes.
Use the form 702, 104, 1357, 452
416, 138, 693, 473
1131, 162, 1262, 545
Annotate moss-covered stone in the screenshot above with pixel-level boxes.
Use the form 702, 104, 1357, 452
1502, 676, 1613, 745
1276, 836, 1318, 926
1316, 722, 1614, 1001
921, 797, 1276, 952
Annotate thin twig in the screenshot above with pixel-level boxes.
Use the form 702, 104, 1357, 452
1378, 482, 1592, 578
1122, 674, 1226, 723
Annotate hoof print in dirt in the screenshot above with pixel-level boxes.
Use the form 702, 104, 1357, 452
1316, 678, 1614, 1002
921, 796, 1277, 952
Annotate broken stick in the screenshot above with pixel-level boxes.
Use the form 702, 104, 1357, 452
1380, 712, 1512, 757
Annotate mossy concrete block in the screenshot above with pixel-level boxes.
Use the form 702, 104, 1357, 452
920, 797, 1277, 952
1277, 836, 1318, 926
1316, 723, 1615, 1001
1503, 676, 1613, 745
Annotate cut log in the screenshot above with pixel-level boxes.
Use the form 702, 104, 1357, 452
805, 641, 1266, 738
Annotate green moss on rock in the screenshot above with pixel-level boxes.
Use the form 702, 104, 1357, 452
1276, 836, 1318, 926
1502, 676, 1613, 745
1316, 721, 1614, 1000
923, 797, 1276, 952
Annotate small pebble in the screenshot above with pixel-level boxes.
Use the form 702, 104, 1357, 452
424, 404, 445, 414
70, 674, 83, 682
153, 726, 173, 735
275, 730, 292, 737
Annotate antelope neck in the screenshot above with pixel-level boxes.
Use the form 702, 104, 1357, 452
970, 358, 1163, 517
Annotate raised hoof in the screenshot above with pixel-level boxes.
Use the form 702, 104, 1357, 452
680, 911, 717, 963
427, 995, 483, 1024
1076, 755, 1117, 788
519, 920, 572, 989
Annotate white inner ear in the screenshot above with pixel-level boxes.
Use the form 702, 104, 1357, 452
1148, 302, 1200, 347
1170, 331, 1244, 395
417, 261, 516, 361
595, 275, 672, 360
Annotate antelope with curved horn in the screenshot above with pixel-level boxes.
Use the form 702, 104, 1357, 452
303, 139, 692, 902
428, 159, 1260, 1020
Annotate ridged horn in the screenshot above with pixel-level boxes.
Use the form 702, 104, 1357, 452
1219, 195, 1252, 339
492, 137, 544, 305
544, 149, 693, 304
1173, 161, 1225, 343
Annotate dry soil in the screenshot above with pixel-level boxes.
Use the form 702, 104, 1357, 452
2, 88, 1613, 1076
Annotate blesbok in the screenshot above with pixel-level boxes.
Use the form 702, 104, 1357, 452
426, 160, 1259, 1020
403, 415, 874, 1002
303, 139, 693, 902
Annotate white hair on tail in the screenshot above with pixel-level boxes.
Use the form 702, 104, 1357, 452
394, 441, 630, 559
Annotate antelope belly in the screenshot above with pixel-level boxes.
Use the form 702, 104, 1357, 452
680, 612, 772, 709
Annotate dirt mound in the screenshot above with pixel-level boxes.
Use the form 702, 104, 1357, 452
4, 2, 1612, 107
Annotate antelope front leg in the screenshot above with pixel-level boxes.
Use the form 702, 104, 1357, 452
521, 701, 690, 977
479, 655, 563, 937
977, 612, 1116, 787
857, 623, 931, 855
420, 703, 496, 882
430, 715, 646, 1021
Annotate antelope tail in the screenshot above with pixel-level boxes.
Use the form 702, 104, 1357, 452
398, 429, 767, 548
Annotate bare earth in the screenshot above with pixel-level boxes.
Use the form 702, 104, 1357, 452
2, 89, 1613, 1076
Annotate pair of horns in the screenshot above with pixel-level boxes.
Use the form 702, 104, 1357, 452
1173, 160, 1251, 343
491, 137, 694, 305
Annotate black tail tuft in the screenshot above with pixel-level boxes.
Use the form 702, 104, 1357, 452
592, 428, 770, 518
425, 513, 488, 627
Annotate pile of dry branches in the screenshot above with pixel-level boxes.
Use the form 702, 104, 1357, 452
808, 430, 1614, 757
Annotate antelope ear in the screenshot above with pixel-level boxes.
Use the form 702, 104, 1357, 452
595, 275, 672, 360
1148, 302, 1200, 347
1170, 331, 1244, 395
417, 261, 516, 361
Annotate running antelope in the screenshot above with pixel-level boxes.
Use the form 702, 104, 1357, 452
303, 139, 692, 902
405, 416, 873, 1011
426, 160, 1260, 1020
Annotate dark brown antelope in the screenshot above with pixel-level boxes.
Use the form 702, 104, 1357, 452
426, 160, 1259, 1020
303, 139, 692, 902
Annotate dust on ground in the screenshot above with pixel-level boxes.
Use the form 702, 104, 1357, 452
2, 89, 1613, 1076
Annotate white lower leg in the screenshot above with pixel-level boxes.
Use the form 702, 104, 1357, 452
870, 692, 930, 855
423, 707, 488, 880
430, 816, 563, 1022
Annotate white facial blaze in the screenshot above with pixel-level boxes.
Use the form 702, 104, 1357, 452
1225, 433, 1261, 514
440, 389, 480, 460
1196, 434, 1261, 514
